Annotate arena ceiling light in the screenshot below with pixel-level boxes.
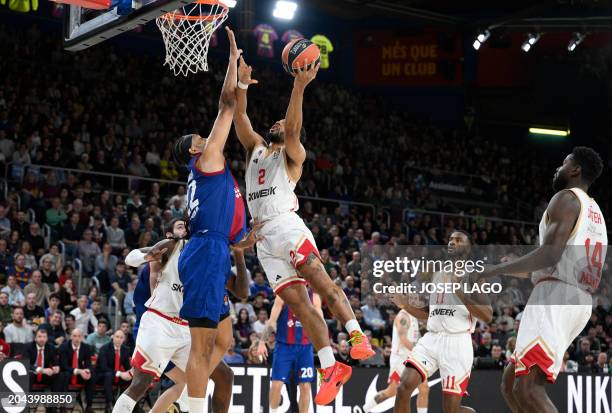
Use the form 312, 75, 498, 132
521, 33, 540, 53
529, 127, 570, 137
472, 30, 490, 50
567, 33, 585, 52
273, 1, 298, 20
222, 0, 236, 7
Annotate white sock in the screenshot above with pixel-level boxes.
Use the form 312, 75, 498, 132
188, 397, 206, 413
178, 386, 189, 412
112, 394, 137, 413
417, 408, 427, 413
317, 346, 336, 369
270, 409, 279, 413
345, 319, 363, 334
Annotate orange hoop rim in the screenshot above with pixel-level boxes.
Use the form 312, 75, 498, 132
159, 0, 229, 21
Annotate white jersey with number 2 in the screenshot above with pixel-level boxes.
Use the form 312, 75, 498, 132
245, 145, 299, 223
532, 187, 607, 292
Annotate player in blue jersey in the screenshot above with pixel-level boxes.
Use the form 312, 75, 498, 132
257, 291, 320, 413
120, 217, 256, 413
169, 26, 246, 413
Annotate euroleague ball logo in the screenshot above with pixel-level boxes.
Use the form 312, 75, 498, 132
290, 39, 309, 55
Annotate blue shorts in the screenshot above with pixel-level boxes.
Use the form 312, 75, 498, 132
271, 342, 315, 384
178, 233, 231, 326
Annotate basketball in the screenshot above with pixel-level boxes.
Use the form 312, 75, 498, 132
282, 38, 321, 75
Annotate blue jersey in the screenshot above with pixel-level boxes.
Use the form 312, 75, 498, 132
133, 264, 151, 338
185, 156, 246, 243
276, 290, 313, 345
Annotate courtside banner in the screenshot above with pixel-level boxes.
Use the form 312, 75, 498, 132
220, 367, 608, 412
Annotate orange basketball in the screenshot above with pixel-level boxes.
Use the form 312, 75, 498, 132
282, 38, 321, 75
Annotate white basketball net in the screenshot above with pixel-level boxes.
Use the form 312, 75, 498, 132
156, 0, 229, 76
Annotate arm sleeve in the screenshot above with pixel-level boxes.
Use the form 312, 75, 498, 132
125, 249, 146, 267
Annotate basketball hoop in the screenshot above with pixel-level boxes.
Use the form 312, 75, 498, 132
156, 0, 229, 76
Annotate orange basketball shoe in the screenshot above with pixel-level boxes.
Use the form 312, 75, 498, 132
314, 361, 352, 405
348, 331, 376, 360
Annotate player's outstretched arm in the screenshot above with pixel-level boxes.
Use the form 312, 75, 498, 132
234, 56, 265, 153
394, 311, 415, 350
283, 61, 319, 166
478, 190, 580, 280
124, 238, 175, 267
452, 279, 493, 323
198, 26, 241, 173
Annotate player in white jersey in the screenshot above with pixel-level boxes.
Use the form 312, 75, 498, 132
233, 55, 374, 405
113, 219, 258, 413
394, 231, 492, 413
363, 309, 429, 413
479, 147, 607, 413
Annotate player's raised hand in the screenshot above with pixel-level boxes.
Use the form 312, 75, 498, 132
144, 247, 168, 263
231, 223, 265, 252
238, 56, 259, 86
225, 26, 242, 60
293, 59, 320, 88
255, 339, 268, 360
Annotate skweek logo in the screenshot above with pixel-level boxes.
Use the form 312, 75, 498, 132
248, 187, 277, 202
364, 374, 442, 412
0, 359, 29, 413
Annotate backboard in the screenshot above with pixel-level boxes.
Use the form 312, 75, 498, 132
63, 0, 193, 51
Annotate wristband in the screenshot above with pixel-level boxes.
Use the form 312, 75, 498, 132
237, 81, 249, 90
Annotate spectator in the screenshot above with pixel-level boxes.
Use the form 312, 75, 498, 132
46, 198, 68, 235
64, 314, 76, 336
62, 212, 83, 261
86, 286, 99, 307
23, 270, 51, 308
106, 217, 126, 254
78, 229, 101, 276
92, 298, 111, 326
347, 251, 362, 276
58, 265, 74, 287
40, 257, 60, 292
573, 338, 592, 361
17, 241, 37, 270
96, 329, 132, 411
578, 352, 597, 373
249, 272, 273, 299
44, 294, 62, 322
595, 352, 609, 373
12, 210, 29, 238
252, 310, 268, 335
224, 337, 245, 364
39, 310, 67, 346
335, 339, 357, 366
476, 332, 493, 357
95, 244, 118, 292
118, 322, 135, 353
40, 245, 63, 274
27, 328, 60, 391
23, 293, 45, 326
0, 292, 11, 325
58, 329, 95, 413
361, 295, 386, 334
124, 218, 141, 250
26, 223, 45, 256
124, 279, 137, 325
0, 205, 11, 238
235, 308, 253, 347
58, 278, 78, 313
4, 307, 34, 344
70, 295, 98, 335
170, 198, 184, 219
1, 275, 25, 307
9, 254, 32, 288
85, 319, 111, 355
0, 321, 9, 361
110, 261, 131, 307
0, 238, 13, 283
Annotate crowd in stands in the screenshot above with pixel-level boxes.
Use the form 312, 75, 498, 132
0, 23, 609, 406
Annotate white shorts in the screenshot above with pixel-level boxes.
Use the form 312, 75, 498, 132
256, 213, 320, 293
131, 309, 191, 378
389, 352, 411, 384
405, 332, 473, 396
512, 281, 592, 383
